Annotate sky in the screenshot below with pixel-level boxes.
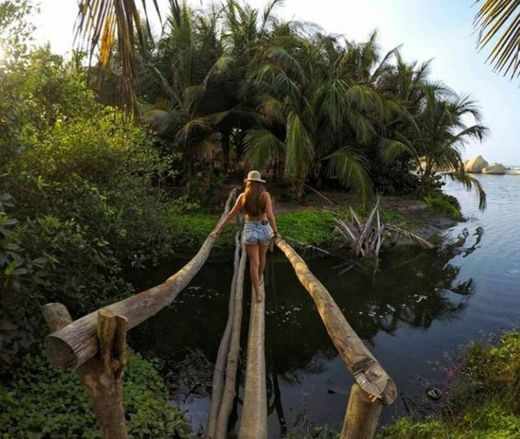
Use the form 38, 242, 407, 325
32, 0, 519, 164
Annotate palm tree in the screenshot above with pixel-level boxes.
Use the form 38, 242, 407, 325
245, 29, 403, 199
474, 0, 519, 78
384, 84, 488, 209
75, 0, 169, 113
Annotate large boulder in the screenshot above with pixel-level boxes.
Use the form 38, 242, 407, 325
482, 162, 507, 174
464, 155, 489, 173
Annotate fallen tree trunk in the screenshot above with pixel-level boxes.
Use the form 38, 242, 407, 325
238, 280, 267, 439
45, 189, 237, 370
214, 239, 247, 439
206, 232, 241, 439
275, 237, 397, 405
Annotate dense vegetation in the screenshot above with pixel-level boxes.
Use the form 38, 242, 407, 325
0, 0, 493, 436
126, 0, 487, 203
0, 348, 190, 438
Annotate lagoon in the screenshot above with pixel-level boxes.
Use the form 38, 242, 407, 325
130, 174, 520, 437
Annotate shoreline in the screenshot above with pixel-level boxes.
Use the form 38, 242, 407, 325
167, 190, 460, 258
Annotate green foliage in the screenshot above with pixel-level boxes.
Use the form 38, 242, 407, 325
167, 210, 239, 252
381, 331, 520, 438
0, 47, 176, 367
277, 211, 337, 246
0, 0, 34, 65
0, 348, 191, 438
424, 193, 462, 220
166, 209, 337, 250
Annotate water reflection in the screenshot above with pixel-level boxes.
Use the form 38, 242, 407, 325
129, 231, 476, 435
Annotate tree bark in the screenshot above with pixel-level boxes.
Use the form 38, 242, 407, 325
206, 233, 241, 439
41, 304, 129, 439
214, 239, 247, 439
238, 280, 268, 439
341, 383, 383, 439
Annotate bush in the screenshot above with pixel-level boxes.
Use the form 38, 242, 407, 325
0, 347, 191, 438
424, 192, 462, 220
1, 49, 176, 367
0, 192, 46, 367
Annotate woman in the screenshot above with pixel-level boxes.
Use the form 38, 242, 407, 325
211, 171, 279, 302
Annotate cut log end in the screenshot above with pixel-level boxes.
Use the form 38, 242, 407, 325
382, 380, 398, 406
45, 334, 79, 370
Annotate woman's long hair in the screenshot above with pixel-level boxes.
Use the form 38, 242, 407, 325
243, 181, 266, 217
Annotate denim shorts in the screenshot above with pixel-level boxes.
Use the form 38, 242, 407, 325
243, 220, 273, 246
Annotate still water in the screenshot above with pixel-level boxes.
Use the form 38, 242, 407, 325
130, 175, 519, 437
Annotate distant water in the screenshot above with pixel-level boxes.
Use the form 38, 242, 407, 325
130, 175, 519, 437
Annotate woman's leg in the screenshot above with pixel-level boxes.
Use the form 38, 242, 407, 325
258, 244, 270, 284
246, 244, 262, 302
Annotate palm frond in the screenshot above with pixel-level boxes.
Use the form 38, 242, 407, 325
244, 129, 285, 169
474, 0, 519, 78
446, 171, 487, 210
258, 95, 285, 123
322, 147, 372, 201
284, 112, 314, 179
379, 137, 418, 163
74, 0, 165, 114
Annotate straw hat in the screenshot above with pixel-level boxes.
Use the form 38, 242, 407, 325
244, 170, 266, 183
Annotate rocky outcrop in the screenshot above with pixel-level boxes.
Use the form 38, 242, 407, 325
506, 169, 520, 175
464, 155, 489, 173
482, 163, 507, 174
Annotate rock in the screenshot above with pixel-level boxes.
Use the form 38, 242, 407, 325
464, 155, 488, 173
505, 169, 520, 175
426, 387, 442, 401
482, 162, 507, 174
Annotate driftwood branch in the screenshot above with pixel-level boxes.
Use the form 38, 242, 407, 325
275, 238, 397, 405
45, 189, 238, 370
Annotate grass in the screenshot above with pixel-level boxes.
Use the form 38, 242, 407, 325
380, 331, 520, 438
166, 208, 339, 252
277, 210, 337, 246
166, 202, 428, 254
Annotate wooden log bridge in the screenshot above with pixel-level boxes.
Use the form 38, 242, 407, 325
42, 189, 396, 439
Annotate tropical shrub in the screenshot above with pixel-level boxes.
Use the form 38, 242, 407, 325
0, 192, 46, 367
0, 347, 191, 438
424, 192, 462, 220
0, 47, 175, 367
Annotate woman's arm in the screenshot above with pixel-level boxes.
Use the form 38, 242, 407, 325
211, 193, 244, 237
265, 192, 280, 238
